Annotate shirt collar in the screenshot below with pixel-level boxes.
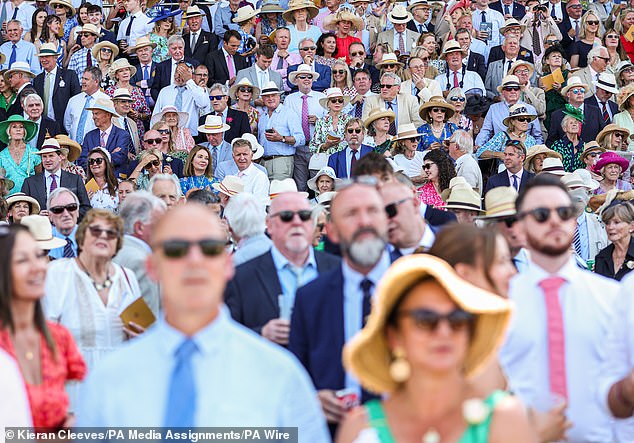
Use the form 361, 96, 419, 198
341, 249, 391, 293
507, 168, 524, 180
45, 169, 61, 180
124, 234, 151, 253
270, 244, 317, 271
255, 65, 268, 75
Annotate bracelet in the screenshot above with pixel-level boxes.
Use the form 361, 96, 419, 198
616, 380, 634, 412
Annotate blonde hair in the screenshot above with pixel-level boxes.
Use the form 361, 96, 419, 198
579, 11, 599, 40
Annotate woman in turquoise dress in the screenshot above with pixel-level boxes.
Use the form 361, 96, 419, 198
179, 145, 219, 197
0, 116, 40, 196
475, 104, 538, 160
417, 97, 457, 152
148, 8, 178, 63
336, 255, 535, 443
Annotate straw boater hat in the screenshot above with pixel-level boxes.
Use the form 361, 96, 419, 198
393, 123, 420, 142
260, 0, 285, 14
509, 60, 534, 78
560, 171, 599, 191
184, 5, 206, 19
560, 76, 589, 96
440, 176, 470, 201
288, 64, 320, 85
0, 115, 37, 144
85, 98, 119, 116
440, 40, 467, 59
476, 186, 518, 220
78, 23, 101, 37
387, 4, 413, 24
34, 138, 63, 155
496, 74, 521, 93
319, 87, 351, 108
523, 144, 562, 170
596, 124, 630, 147
197, 114, 230, 134
260, 81, 282, 96
0, 167, 14, 192
36, 43, 61, 58
151, 104, 188, 128
282, 0, 319, 23
343, 255, 512, 394
499, 18, 526, 34
92, 41, 119, 60
593, 151, 630, 174
594, 72, 619, 95
617, 83, 634, 111
418, 96, 455, 121
375, 53, 404, 69
21, 215, 66, 250
307, 166, 342, 193
112, 88, 134, 101
131, 35, 157, 52
6, 192, 40, 214
212, 175, 244, 197
229, 77, 261, 100
502, 103, 537, 127
269, 178, 309, 199
55, 134, 82, 162
50, 0, 76, 16
109, 58, 137, 79
232, 5, 260, 23
540, 157, 566, 176
364, 107, 396, 129
3, 61, 36, 82
231, 133, 264, 160
443, 185, 484, 213
407, 0, 430, 12
323, 9, 365, 32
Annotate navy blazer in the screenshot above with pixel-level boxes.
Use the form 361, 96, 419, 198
197, 107, 251, 144
350, 64, 380, 88
557, 13, 586, 57
487, 45, 535, 66
407, 19, 434, 35
204, 49, 249, 88
7, 85, 36, 117
327, 145, 373, 179
151, 57, 200, 101
584, 96, 618, 124
287, 62, 332, 92
484, 169, 535, 195
425, 205, 457, 227
21, 170, 92, 219
131, 62, 157, 89
490, 0, 526, 19
467, 51, 487, 80
35, 117, 62, 150
546, 105, 606, 146
33, 68, 81, 124
80, 126, 131, 178
224, 250, 341, 334
184, 30, 219, 66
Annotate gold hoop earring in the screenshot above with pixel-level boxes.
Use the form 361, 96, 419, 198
389, 347, 411, 383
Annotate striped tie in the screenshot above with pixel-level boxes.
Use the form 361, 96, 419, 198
573, 227, 583, 259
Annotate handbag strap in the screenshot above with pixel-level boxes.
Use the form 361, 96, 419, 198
364, 400, 396, 443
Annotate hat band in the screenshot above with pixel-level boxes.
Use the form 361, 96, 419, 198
502, 82, 521, 88
219, 183, 238, 196
38, 50, 58, 56
597, 79, 617, 89
542, 165, 565, 172
398, 131, 419, 139
205, 124, 224, 130
447, 200, 481, 210
391, 13, 409, 20
485, 201, 516, 216
261, 88, 280, 94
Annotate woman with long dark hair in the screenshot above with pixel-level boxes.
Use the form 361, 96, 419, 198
39, 15, 67, 67
25, 8, 48, 44
417, 149, 456, 209
315, 32, 339, 67
86, 148, 119, 212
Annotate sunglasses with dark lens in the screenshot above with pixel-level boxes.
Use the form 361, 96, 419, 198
317, 223, 326, 231
238, 87, 253, 93
350, 51, 365, 57
88, 225, 119, 240
379, 83, 395, 89
519, 206, 576, 223
210, 95, 226, 101
586, 20, 599, 25
88, 157, 104, 166
515, 117, 532, 123
506, 139, 521, 146
431, 107, 446, 113
501, 216, 518, 228
449, 97, 466, 102
271, 210, 312, 222
160, 238, 226, 258
607, 34, 619, 39
300, 45, 317, 51
503, 86, 520, 92
144, 159, 161, 169
545, 39, 559, 45
144, 138, 162, 144
422, 163, 435, 170
332, 70, 346, 75
384, 197, 410, 218
49, 203, 79, 214
587, 152, 600, 157
347, 128, 362, 134
399, 308, 475, 332
157, 129, 170, 134
297, 75, 312, 80
330, 98, 345, 104
79, 32, 93, 37
100, 48, 113, 53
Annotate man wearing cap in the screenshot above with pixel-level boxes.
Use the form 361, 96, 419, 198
215, 133, 267, 180
363, 73, 423, 134
116, 0, 153, 50
205, 30, 248, 88
407, 0, 434, 34
152, 35, 201, 101
153, 61, 211, 138
112, 88, 141, 154
67, 24, 100, 80
271, 28, 302, 93
327, 118, 372, 179
80, 98, 131, 178
4, 61, 36, 118
377, 5, 420, 56
434, 41, 486, 97
472, 0, 506, 46
23, 94, 61, 150
484, 139, 535, 193
258, 81, 305, 181
130, 36, 158, 109
34, 43, 81, 123
64, 67, 109, 144
183, 6, 219, 66
485, 36, 527, 99
569, 46, 610, 98
199, 83, 250, 144
236, 45, 283, 96
584, 72, 619, 125
21, 139, 91, 220
0, 21, 39, 74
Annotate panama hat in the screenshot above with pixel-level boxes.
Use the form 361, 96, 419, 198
21, 215, 66, 250
573, 168, 601, 191
55, 134, 82, 162
561, 171, 596, 191
36, 42, 61, 57
232, 5, 260, 23
269, 178, 309, 199
151, 105, 188, 128
387, 4, 413, 24
593, 151, 630, 174
418, 96, 455, 121
580, 142, 606, 164
476, 186, 518, 220
440, 40, 467, 59
0, 167, 14, 192
596, 124, 630, 148
109, 57, 137, 79
618, 83, 634, 112
229, 77, 261, 100
3, 61, 35, 82
212, 175, 244, 197
509, 60, 534, 78
364, 107, 396, 129
260, 0, 285, 14
34, 138, 63, 155
0, 115, 37, 144
231, 133, 264, 160
343, 254, 512, 394
407, 0, 430, 12
392, 123, 420, 142
440, 176, 469, 201
560, 76, 589, 96
282, 0, 319, 23
50, 0, 75, 16
130, 35, 158, 52
540, 157, 566, 176
319, 88, 351, 108
288, 64, 320, 85
260, 80, 282, 96
523, 144, 562, 170
594, 72, 618, 95
197, 114, 230, 134
499, 18, 526, 34
92, 41, 119, 60
443, 185, 484, 213
502, 104, 537, 127
6, 192, 40, 214
323, 9, 364, 32
496, 75, 521, 93
77, 23, 101, 37
112, 88, 134, 101
184, 5, 206, 19
307, 166, 342, 193
85, 98, 119, 116
375, 53, 404, 69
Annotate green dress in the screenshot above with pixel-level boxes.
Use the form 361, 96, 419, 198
363, 390, 509, 443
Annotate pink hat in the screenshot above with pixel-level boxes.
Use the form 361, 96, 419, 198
592, 151, 630, 174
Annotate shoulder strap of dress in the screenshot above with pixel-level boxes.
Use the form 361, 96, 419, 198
364, 400, 397, 443
460, 390, 510, 443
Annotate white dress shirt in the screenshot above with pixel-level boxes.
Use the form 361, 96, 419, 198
116, 10, 153, 47
44, 67, 57, 120
236, 162, 270, 201
499, 259, 618, 442
45, 169, 61, 198
153, 79, 211, 136
254, 65, 270, 90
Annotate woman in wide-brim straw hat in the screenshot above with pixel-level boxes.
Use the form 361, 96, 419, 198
338, 255, 533, 443
323, 9, 364, 63
309, 88, 352, 155
0, 115, 40, 194
596, 124, 630, 152
55, 134, 87, 181
417, 96, 457, 151
283, 0, 321, 53
105, 58, 151, 138
523, 144, 562, 174
363, 108, 395, 156
229, 78, 261, 134
613, 83, 634, 151
50, 0, 77, 43
256, 0, 286, 44
391, 123, 426, 183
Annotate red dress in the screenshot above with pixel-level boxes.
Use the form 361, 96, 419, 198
417, 182, 446, 210
621, 35, 634, 64
0, 322, 86, 429
334, 35, 361, 64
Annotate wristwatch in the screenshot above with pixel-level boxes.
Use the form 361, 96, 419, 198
281, 136, 286, 144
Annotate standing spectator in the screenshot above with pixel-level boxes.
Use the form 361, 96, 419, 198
471, 0, 506, 47
324, 9, 363, 63
287, 37, 332, 92
236, 44, 283, 94
105, 59, 151, 138
197, 115, 233, 177
229, 78, 260, 134
85, 148, 119, 212
377, 5, 420, 57
487, 19, 535, 66
183, 6, 218, 67
117, 0, 153, 50
448, 129, 483, 195
491, 0, 526, 19
524, 144, 563, 174
151, 35, 200, 101
129, 36, 158, 111
228, 138, 269, 201
283, 0, 321, 54
213, 0, 241, 40
435, 40, 486, 96
585, 72, 619, 125
66, 24, 99, 81
417, 97, 458, 151
148, 7, 178, 63
56, 134, 86, 180
0, 115, 40, 195
151, 105, 196, 156
593, 201, 634, 281
204, 30, 248, 88
23, 93, 62, 150
0, 21, 39, 74
570, 46, 610, 97
46, 188, 80, 259
215, 133, 267, 180
92, 41, 118, 90
4, 61, 36, 117
271, 27, 301, 93
51, 0, 77, 44
570, 11, 602, 69
199, 83, 250, 144
557, 0, 584, 56
112, 88, 141, 155
256, 0, 286, 44
484, 36, 524, 99
64, 67, 108, 144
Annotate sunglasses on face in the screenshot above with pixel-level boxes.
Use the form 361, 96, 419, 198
330, 98, 345, 104
501, 216, 518, 228
270, 209, 312, 222
101, 48, 113, 53
571, 87, 585, 94
88, 157, 104, 166
503, 86, 520, 92
144, 138, 162, 144
596, 56, 610, 62
515, 117, 532, 123
379, 84, 396, 89
423, 163, 435, 170
398, 308, 475, 332
300, 46, 317, 51
144, 159, 161, 169
79, 32, 94, 37
210, 95, 226, 101
157, 129, 170, 134
347, 128, 362, 134
586, 20, 599, 25
431, 107, 446, 113
297, 75, 312, 80
159, 238, 226, 258
350, 51, 365, 57
333, 69, 346, 75
545, 39, 559, 45
587, 152, 600, 158
49, 203, 78, 214
88, 225, 119, 240
519, 206, 576, 223
384, 197, 409, 218
238, 87, 252, 93
607, 34, 619, 39
449, 97, 466, 102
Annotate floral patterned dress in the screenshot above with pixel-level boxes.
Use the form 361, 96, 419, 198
89, 184, 119, 212
180, 175, 219, 196
309, 113, 353, 154
417, 181, 445, 210
150, 33, 169, 63
104, 85, 151, 139
61, 17, 78, 44
63, 163, 86, 181
231, 103, 259, 134
476, 132, 537, 159
417, 122, 457, 151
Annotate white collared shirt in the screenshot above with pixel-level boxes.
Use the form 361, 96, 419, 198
45, 67, 57, 120
116, 9, 153, 47
506, 168, 523, 189
236, 163, 270, 201
255, 65, 270, 90
45, 169, 61, 197
398, 224, 436, 255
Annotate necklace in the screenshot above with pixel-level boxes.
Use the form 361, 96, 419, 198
77, 257, 113, 291
25, 351, 34, 360
422, 429, 440, 443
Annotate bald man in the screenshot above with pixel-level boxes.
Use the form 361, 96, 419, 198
78, 204, 330, 441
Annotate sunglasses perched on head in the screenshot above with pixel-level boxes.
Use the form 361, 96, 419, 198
159, 238, 226, 258
347, 128, 362, 134
49, 203, 79, 214
88, 225, 119, 240
384, 197, 409, 218
88, 157, 104, 166
270, 210, 312, 222
519, 206, 576, 223
144, 159, 161, 169
398, 308, 475, 332
330, 98, 345, 104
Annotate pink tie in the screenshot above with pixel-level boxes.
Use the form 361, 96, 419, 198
50, 174, 57, 192
453, 71, 459, 88
100, 131, 107, 147
227, 54, 235, 78
301, 95, 310, 143
539, 276, 568, 400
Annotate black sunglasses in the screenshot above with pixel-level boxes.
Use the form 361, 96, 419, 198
144, 138, 162, 144
431, 107, 446, 113
501, 216, 518, 228
330, 98, 345, 104
398, 308, 475, 332
300, 45, 317, 51
350, 51, 365, 57
379, 83, 396, 88
270, 210, 312, 222
88, 157, 104, 166
88, 225, 119, 240
519, 206, 576, 223
347, 128, 362, 134
160, 238, 226, 258
144, 159, 161, 169
297, 75, 312, 80
586, 20, 599, 25
333, 70, 347, 75
450, 97, 466, 102
385, 197, 409, 218
423, 163, 435, 170
49, 203, 79, 214
515, 117, 532, 123
157, 129, 170, 134
210, 95, 226, 101
238, 87, 253, 93
503, 86, 520, 92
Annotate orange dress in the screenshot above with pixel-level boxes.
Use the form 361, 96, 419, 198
0, 322, 86, 429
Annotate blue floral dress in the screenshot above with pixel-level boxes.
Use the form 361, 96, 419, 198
417, 122, 457, 151
62, 17, 78, 44
475, 132, 537, 159
0, 144, 41, 195
180, 175, 219, 196
150, 33, 169, 63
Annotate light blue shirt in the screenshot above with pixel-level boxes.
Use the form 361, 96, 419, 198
77, 308, 330, 442
341, 250, 391, 396
471, 7, 505, 47
49, 226, 77, 259
287, 24, 322, 54
214, 158, 267, 180
258, 105, 306, 156
576, 213, 590, 262
0, 40, 40, 74
201, 141, 233, 176
232, 233, 273, 267
284, 91, 327, 140
213, 4, 240, 40
0, 2, 36, 35
474, 100, 543, 147
270, 245, 318, 312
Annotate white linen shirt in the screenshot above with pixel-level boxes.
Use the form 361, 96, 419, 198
153, 80, 211, 137
237, 162, 270, 201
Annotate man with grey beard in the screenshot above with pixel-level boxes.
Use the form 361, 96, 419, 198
289, 180, 390, 434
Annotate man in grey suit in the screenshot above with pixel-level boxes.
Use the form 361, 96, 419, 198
569, 45, 609, 98
235, 45, 283, 107
113, 191, 167, 317
485, 36, 522, 99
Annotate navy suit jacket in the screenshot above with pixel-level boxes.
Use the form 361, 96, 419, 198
151, 57, 200, 101
546, 105, 606, 146
184, 30, 219, 66
488, 46, 534, 66
287, 62, 332, 92
33, 68, 81, 124
584, 96, 618, 124
204, 49, 249, 88
350, 64, 380, 88
21, 170, 92, 219
425, 205, 457, 227
198, 107, 251, 144
484, 170, 535, 195
80, 126, 131, 178
467, 52, 487, 80
490, 1, 526, 19
557, 13, 586, 57
35, 117, 62, 150
130, 61, 157, 89
327, 145, 373, 179
224, 250, 341, 334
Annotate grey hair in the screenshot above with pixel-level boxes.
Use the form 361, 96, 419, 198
311, 203, 328, 226
450, 129, 473, 155
381, 72, 401, 86
561, 115, 580, 132
47, 187, 79, 210
209, 83, 229, 95
84, 66, 102, 83
167, 34, 185, 47
6, 19, 21, 28
118, 191, 166, 235
588, 45, 607, 62
148, 173, 183, 200
298, 36, 314, 47
224, 192, 267, 238
22, 93, 43, 107
446, 87, 466, 101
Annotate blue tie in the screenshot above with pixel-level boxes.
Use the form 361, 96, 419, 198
504, 3, 510, 15
164, 338, 198, 428
63, 237, 75, 258
9, 44, 16, 67
76, 95, 92, 144
11, 5, 17, 20
143, 65, 149, 80
175, 86, 185, 109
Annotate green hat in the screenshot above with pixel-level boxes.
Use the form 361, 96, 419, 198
0, 115, 37, 145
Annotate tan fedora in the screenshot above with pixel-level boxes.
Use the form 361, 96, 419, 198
36, 42, 61, 57
212, 175, 244, 197
319, 87, 351, 108
55, 134, 82, 162
4, 61, 35, 82
112, 88, 134, 101
78, 23, 101, 37
6, 192, 41, 214
109, 57, 137, 79
476, 186, 518, 220
499, 17, 526, 34
375, 53, 404, 69
502, 103, 537, 127
288, 64, 320, 85
184, 5, 206, 19
85, 98, 119, 116
418, 96, 455, 121
393, 123, 420, 142
269, 178, 309, 199
540, 157, 566, 176
92, 41, 119, 60
131, 35, 158, 52
282, 0, 319, 23
561, 76, 589, 96
496, 74, 521, 93
440, 40, 467, 59
50, 0, 76, 16
440, 176, 470, 201
21, 215, 66, 250
364, 107, 395, 129
509, 60, 534, 78
323, 8, 364, 32
580, 141, 606, 162
443, 185, 484, 213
